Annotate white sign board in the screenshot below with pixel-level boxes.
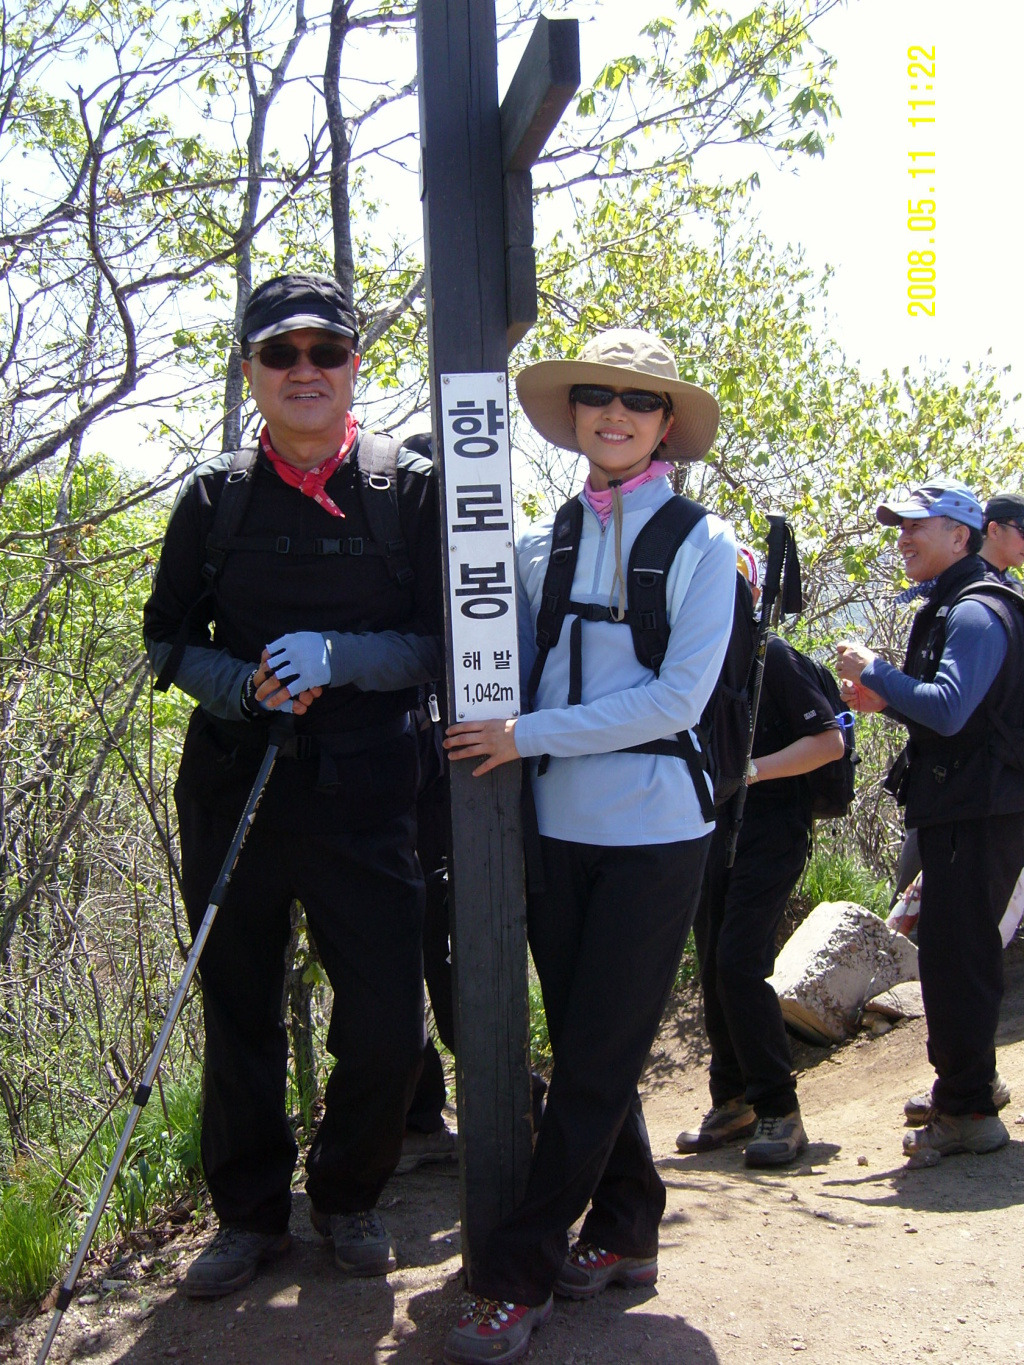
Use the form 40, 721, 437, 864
440, 371, 521, 720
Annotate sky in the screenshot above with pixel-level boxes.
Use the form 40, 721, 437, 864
87, 0, 1024, 475
702, 0, 1023, 398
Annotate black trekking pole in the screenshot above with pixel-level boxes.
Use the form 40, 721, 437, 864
724, 514, 794, 868
36, 717, 293, 1365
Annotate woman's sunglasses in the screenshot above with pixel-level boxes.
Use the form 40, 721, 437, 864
569, 384, 671, 415
253, 340, 353, 370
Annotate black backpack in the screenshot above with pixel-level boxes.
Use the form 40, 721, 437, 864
526, 494, 758, 821
784, 650, 858, 819
154, 433, 413, 692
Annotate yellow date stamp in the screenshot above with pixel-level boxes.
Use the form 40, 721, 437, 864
906, 44, 936, 316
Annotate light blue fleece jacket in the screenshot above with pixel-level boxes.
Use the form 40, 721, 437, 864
514, 476, 736, 846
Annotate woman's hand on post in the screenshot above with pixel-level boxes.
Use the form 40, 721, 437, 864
444, 717, 520, 776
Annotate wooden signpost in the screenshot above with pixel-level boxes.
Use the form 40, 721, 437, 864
416, 4, 579, 1278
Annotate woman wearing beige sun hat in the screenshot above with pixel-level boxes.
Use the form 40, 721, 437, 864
442, 329, 736, 1365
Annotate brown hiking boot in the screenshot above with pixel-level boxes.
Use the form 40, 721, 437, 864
676, 1097, 757, 1154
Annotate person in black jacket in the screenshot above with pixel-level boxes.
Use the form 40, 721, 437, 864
676, 549, 844, 1167
144, 274, 442, 1295
838, 476, 1024, 1165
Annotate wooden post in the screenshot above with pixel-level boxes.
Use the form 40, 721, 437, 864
416, 1, 578, 1280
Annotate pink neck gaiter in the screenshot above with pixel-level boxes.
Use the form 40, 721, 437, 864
583, 460, 673, 527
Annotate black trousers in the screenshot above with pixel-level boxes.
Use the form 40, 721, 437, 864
404, 772, 454, 1134
473, 833, 710, 1306
176, 717, 425, 1234
916, 812, 1024, 1115
693, 801, 809, 1117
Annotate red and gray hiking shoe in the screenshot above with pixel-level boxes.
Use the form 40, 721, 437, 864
554, 1240, 658, 1300
904, 1073, 1011, 1127
443, 1294, 553, 1364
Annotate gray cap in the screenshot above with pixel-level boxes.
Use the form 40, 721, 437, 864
876, 477, 983, 531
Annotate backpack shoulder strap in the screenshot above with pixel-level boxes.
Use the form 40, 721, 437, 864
153, 446, 258, 692
201, 445, 260, 583
356, 432, 414, 587
526, 497, 585, 707
627, 495, 708, 675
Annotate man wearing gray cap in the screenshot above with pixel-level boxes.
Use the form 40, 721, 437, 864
144, 273, 442, 1293
837, 477, 1024, 1165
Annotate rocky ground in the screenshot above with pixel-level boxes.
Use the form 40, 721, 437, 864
7, 937, 1024, 1365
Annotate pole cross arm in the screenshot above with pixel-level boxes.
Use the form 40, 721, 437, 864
499, 17, 580, 350
499, 17, 580, 174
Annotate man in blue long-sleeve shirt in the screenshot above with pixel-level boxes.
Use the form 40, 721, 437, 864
837, 477, 1024, 1166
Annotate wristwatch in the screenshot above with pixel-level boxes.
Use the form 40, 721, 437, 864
239, 668, 261, 719
746, 759, 760, 784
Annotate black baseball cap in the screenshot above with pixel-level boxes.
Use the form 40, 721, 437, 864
983, 492, 1024, 526
239, 273, 359, 351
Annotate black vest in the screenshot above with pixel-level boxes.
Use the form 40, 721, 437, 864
896, 555, 1024, 827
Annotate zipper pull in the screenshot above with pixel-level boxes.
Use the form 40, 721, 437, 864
427, 690, 441, 724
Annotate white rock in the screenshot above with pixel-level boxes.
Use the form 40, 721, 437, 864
864, 980, 925, 1020
769, 900, 919, 1043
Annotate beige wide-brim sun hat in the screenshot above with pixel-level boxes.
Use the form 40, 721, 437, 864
515, 328, 720, 463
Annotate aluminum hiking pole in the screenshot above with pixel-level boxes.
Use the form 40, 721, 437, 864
36, 718, 293, 1365
725, 514, 792, 868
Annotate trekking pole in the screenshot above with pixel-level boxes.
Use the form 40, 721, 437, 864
36, 717, 293, 1365
725, 514, 789, 868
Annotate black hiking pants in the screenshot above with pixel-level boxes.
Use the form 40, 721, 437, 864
693, 801, 810, 1118
175, 712, 425, 1235
916, 812, 1024, 1115
472, 833, 710, 1307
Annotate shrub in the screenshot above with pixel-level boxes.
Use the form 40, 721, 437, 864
801, 846, 891, 919
0, 1169, 71, 1309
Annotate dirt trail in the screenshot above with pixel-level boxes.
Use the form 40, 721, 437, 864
9, 939, 1024, 1365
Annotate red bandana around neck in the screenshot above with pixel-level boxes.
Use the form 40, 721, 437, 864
260, 413, 359, 519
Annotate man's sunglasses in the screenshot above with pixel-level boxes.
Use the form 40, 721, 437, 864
253, 340, 353, 370
569, 384, 671, 415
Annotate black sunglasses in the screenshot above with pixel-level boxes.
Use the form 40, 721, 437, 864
253, 340, 353, 370
999, 519, 1024, 536
569, 384, 671, 415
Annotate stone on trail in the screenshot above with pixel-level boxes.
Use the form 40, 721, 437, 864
769, 900, 919, 1043
863, 980, 925, 1021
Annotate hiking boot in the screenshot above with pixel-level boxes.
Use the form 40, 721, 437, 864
744, 1111, 808, 1168
904, 1073, 1011, 1127
903, 1111, 1010, 1168
184, 1225, 291, 1299
395, 1124, 458, 1174
553, 1240, 658, 1300
443, 1295, 553, 1364
676, 1097, 757, 1154
310, 1206, 396, 1276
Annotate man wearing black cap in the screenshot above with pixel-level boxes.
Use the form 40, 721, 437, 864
144, 274, 442, 1295
981, 491, 1024, 582
837, 477, 1024, 1166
